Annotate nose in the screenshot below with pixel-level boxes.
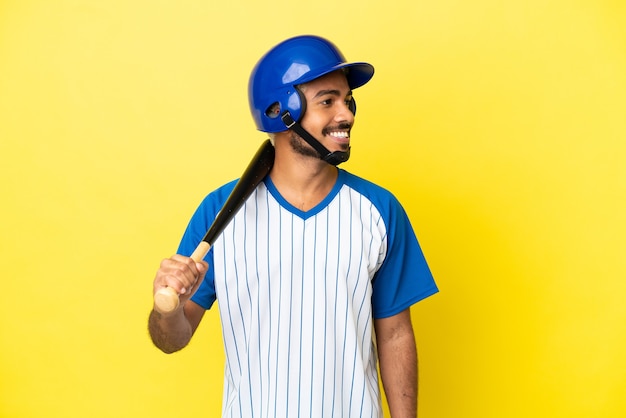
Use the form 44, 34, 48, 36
335, 101, 355, 124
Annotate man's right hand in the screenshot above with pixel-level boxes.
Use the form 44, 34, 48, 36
152, 254, 208, 312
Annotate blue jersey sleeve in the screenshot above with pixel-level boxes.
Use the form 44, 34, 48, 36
340, 171, 438, 318
177, 180, 237, 310
370, 195, 438, 318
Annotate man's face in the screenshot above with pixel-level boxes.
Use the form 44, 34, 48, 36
290, 71, 355, 158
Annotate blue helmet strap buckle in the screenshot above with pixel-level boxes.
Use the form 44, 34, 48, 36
280, 111, 350, 166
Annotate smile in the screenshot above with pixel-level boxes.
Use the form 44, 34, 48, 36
328, 131, 349, 139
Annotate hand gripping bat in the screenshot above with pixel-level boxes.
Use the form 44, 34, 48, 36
153, 139, 275, 313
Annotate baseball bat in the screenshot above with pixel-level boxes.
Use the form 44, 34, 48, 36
153, 139, 275, 313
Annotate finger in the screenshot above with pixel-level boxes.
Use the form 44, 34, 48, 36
157, 258, 197, 295
185, 261, 208, 293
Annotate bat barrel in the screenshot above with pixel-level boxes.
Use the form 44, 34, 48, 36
202, 140, 275, 245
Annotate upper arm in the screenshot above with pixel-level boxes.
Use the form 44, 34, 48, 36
374, 308, 415, 345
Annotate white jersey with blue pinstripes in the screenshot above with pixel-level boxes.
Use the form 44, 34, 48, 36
179, 169, 438, 418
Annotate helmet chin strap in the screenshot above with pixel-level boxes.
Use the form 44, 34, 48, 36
281, 112, 350, 166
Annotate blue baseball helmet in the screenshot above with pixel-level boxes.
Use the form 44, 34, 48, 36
248, 35, 375, 133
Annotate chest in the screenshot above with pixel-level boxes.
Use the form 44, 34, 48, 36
211, 186, 388, 307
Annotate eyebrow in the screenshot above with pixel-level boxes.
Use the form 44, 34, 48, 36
313, 89, 352, 99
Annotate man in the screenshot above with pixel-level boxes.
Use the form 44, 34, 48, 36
149, 35, 438, 417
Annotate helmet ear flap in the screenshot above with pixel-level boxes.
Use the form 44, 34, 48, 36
263, 88, 307, 126
293, 88, 307, 122
276, 88, 307, 127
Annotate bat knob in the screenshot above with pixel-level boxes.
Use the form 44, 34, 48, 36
154, 287, 180, 313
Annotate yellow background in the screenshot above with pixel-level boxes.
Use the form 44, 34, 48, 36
1, 0, 624, 417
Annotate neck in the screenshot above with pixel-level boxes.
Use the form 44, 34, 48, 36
269, 136, 339, 212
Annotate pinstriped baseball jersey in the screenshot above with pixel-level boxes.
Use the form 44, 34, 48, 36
180, 169, 438, 417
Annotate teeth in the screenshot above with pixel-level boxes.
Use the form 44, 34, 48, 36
329, 131, 349, 138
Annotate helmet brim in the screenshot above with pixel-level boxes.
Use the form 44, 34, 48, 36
296, 61, 375, 90
342, 62, 375, 89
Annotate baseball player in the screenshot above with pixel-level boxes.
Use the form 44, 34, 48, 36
149, 35, 438, 417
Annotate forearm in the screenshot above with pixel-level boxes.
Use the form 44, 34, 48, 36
148, 307, 193, 354
375, 310, 419, 417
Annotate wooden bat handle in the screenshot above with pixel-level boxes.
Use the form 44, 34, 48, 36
153, 241, 211, 314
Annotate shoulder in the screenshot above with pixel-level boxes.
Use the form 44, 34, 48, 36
339, 170, 403, 212
340, 170, 394, 197
184, 179, 239, 236
196, 179, 239, 210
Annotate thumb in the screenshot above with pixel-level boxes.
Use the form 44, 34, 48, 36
196, 260, 209, 277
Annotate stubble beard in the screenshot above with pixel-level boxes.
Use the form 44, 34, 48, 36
289, 127, 350, 159
289, 132, 322, 159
